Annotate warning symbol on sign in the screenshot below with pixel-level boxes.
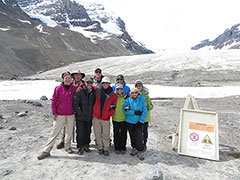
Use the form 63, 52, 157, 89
190, 133, 199, 142
202, 135, 213, 145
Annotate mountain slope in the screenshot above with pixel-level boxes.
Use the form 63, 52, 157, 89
16, 0, 153, 54
0, 0, 152, 80
192, 24, 240, 50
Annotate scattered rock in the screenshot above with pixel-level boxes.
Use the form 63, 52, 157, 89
3, 170, 13, 176
8, 137, 12, 140
9, 127, 16, 130
0, 125, 4, 129
40, 96, 48, 100
3, 120, 8, 123
26, 100, 34, 104
0, 114, 3, 119
33, 102, 43, 107
19, 99, 26, 103
17, 111, 28, 117
148, 167, 163, 180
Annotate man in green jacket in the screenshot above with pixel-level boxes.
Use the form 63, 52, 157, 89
135, 80, 154, 152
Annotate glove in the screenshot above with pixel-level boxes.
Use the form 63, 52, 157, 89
124, 94, 129, 99
124, 106, 130, 111
109, 105, 116, 110
134, 111, 142, 115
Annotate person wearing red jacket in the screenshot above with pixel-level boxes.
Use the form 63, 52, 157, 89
37, 72, 77, 160
92, 76, 117, 156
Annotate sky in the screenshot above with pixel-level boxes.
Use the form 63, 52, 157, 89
92, 0, 240, 51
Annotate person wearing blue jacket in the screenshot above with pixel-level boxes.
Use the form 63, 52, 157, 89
123, 88, 147, 160
112, 74, 130, 95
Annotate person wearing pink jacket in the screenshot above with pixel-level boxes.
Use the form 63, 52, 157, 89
37, 72, 77, 160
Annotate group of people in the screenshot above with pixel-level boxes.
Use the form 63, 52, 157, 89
37, 68, 153, 161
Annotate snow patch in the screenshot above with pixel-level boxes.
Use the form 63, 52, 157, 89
28, 13, 58, 27
35, 24, 50, 35
0, 28, 10, 31
18, 19, 31, 24
1, 81, 240, 100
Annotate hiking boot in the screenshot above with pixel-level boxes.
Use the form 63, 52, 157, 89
84, 145, 91, 153
115, 150, 120, 154
137, 151, 144, 161
65, 148, 73, 154
56, 141, 64, 149
98, 149, 104, 155
103, 150, 110, 156
37, 152, 50, 160
130, 148, 138, 156
120, 150, 126, 154
77, 147, 84, 155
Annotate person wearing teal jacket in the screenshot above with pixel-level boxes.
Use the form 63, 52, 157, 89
123, 88, 148, 161
112, 84, 127, 154
135, 80, 154, 152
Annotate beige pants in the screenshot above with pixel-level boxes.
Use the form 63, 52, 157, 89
43, 115, 75, 153
93, 117, 110, 151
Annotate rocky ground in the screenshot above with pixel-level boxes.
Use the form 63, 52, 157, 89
0, 95, 239, 180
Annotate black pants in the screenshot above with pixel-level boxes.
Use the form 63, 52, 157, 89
113, 121, 127, 151
126, 122, 144, 152
143, 122, 148, 145
76, 120, 92, 148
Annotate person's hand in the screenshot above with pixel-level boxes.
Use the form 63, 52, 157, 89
53, 114, 57, 120
76, 87, 81, 92
134, 111, 142, 115
144, 102, 147, 107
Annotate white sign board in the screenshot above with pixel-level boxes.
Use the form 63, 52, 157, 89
178, 109, 219, 161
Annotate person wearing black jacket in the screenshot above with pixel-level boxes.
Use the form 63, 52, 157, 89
72, 76, 96, 155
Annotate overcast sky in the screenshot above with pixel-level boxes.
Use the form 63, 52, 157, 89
95, 0, 240, 51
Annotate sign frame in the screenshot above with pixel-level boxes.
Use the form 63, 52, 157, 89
177, 108, 219, 161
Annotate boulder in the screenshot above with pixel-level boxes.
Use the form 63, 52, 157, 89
40, 96, 48, 100
33, 102, 43, 107
9, 127, 16, 130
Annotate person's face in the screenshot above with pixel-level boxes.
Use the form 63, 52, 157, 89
136, 83, 143, 90
94, 70, 102, 78
116, 78, 124, 84
74, 73, 82, 83
102, 82, 110, 89
85, 80, 93, 89
63, 75, 72, 85
116, 88, 123, 94
131, 91, 139, 99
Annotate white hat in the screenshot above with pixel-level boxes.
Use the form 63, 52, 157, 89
101, 77, 111, 83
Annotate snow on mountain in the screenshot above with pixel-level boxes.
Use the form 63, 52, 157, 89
16, 0, 153, 54
29, 49, 240, 79
192, 23, 240, 50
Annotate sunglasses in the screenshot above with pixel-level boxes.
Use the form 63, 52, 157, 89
86, 81, 93, 84
116, 88, 123, 90
102, 82, 110, 84
132, 92, 138, 94
95, 71, 101, 73
117, 78, 123, 80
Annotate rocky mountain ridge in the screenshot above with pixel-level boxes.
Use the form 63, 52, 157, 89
0, 0, 152, 80
16, 0, 153, 54
192, 23, 240, 50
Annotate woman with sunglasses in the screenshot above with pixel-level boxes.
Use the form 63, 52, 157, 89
123, 88, 148, 160
72, 76, 97, 155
